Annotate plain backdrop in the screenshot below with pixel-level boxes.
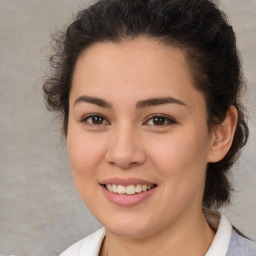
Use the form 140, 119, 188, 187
0, 0, 255, 255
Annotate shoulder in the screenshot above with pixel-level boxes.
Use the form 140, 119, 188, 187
226, 228, 256, 256
59, 228, 106, 256
203, 209, 256, 256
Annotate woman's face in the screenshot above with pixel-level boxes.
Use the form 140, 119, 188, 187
67, 37, 215, 238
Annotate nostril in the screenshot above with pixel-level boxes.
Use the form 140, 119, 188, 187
105, 142, 147, 169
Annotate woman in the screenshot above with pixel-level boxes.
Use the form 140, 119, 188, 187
43, 0, 256, 255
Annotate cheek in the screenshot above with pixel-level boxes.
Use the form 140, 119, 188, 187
67, 131, 107, 207
149, 128, 209, 193
151, 130, 208, 167
67, 128, 105, 181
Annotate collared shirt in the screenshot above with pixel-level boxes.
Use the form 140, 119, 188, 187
60, 210, 256, 256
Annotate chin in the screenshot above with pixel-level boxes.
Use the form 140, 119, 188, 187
102, 216, 158, 239
108, 226, 153, 239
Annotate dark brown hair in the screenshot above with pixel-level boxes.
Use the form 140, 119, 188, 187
43, 0, 249, 208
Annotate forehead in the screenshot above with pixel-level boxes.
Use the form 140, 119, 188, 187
70, 37, 205, 110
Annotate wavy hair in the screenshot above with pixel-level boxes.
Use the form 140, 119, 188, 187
43, 0, 249, 208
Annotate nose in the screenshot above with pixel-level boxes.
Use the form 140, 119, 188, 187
104, 124, 146, 169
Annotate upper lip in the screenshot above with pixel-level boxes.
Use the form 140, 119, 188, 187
100, 177, 156, 186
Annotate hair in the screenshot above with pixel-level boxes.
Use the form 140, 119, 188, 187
43, 0, 249, 208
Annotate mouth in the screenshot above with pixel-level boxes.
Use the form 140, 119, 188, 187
103, 184, 157, 195
100, 178, 158, 206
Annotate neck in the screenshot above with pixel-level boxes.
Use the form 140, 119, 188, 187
100, 209, 215, 256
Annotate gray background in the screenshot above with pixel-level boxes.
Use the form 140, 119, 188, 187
0, 0, 255, 255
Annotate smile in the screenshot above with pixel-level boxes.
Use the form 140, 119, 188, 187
105, 184, 155, 195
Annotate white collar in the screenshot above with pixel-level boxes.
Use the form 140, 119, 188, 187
60, 209, 232, 256
204, 208, 232, 256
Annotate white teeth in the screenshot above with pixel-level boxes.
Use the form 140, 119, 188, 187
135, 184, 142, 193
106, 184, 112, 192
112, 184, 117, 193
117, 185, 126, 194
142, 185, 147, 192
126, 185, 136, 195
105, 184, 154, 195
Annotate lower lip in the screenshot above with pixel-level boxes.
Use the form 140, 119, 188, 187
101, 185, 157, 207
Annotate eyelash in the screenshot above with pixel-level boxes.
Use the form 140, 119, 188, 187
81, 114, 176, 127
81, 114, 110, 126
146, 114, 176, 126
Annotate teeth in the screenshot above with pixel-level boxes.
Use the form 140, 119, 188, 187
105, 184, 154, 195
112, 184, 117, 193
142, 185, 147, 192
117, 185, 126, 194
106, 184, 112, 192
135, 184, 142, 193
126, 185, 136, 195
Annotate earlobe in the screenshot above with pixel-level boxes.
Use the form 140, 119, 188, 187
207, 105, 238, 163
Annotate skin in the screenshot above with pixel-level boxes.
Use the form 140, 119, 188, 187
67, 37, 238, 256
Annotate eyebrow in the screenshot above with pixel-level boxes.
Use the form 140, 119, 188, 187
136, 97, 186, 108
73, 95, 186, 108
73, 95, 112, 108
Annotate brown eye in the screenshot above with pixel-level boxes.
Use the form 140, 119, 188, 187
146, 115, 176, 126
152, 117, 165, 125
92, 116, 104, 124
82, 115, 109, 125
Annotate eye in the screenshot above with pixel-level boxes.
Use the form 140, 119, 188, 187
81, 114, 109, 125
145, 114, 176, 126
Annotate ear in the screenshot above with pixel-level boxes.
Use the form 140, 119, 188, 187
207, 105, 238, 163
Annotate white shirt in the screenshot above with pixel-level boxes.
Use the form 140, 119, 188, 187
59, 209, 256, 256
